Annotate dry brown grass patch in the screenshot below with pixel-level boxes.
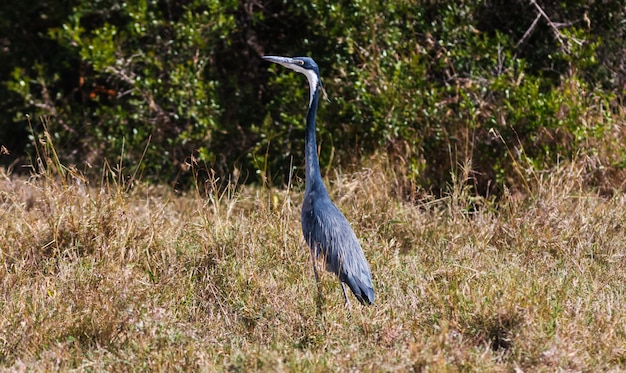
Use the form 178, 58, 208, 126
2, 149, 626, 370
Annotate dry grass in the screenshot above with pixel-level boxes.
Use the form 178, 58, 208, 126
1, 148, 626, 371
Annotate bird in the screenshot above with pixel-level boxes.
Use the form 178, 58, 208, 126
263, 55, 375, 306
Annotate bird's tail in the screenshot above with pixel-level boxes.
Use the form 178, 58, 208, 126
344, 276, 375, 305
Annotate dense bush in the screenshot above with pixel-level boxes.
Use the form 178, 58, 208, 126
0, 0, 624, 194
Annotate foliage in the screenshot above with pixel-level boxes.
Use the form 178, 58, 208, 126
1, 0, 238, 183
0, 0, 624, 194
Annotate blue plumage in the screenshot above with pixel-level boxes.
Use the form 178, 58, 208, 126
263, 55, 375, 306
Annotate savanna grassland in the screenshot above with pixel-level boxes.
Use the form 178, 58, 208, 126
1, 144, 626, 371
2, 1, 626, 371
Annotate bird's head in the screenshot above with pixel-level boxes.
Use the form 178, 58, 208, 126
263, 56, 319, 75
263, 55, 328, 105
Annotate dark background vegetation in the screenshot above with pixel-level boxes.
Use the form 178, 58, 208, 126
1, 0, 624, 195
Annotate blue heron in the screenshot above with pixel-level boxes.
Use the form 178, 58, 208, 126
263, 55, 375, 306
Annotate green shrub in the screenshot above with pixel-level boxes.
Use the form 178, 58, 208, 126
0, 0, 623, 195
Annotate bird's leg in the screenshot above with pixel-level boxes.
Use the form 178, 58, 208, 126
310, 245, 325, 316
310, 247, 319, 284
340, 282, 351, 308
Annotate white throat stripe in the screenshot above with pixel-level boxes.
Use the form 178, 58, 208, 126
285, 64, 318, 107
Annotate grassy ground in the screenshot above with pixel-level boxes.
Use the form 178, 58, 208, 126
1, 153, 626, 371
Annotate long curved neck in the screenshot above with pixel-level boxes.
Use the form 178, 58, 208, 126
304, 89, 326, 195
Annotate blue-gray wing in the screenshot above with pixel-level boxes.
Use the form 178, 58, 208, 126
302, 196, 375, 305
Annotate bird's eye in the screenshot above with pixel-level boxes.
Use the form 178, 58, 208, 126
296, 60, 304, 65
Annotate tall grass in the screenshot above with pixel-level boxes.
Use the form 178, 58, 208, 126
1, 118, 626, 371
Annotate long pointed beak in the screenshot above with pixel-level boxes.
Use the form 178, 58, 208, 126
263, 55, 298, 68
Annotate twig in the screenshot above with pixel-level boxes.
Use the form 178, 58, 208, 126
516, 13, 542, 48
518, 0, 586, 53
530, 0, 566, 50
